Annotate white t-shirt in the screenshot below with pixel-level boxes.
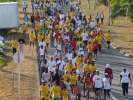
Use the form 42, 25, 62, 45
100, 12, 104, 19
22, 1, 27, 8
39, 48, 45, 56
66, 53, 73, 60
39, 41, 46, 48
65, 82, 71, 91
93, 75, 103, 88
64, 35, 70, 41
76, 19, 81, 27
59, 60, 65, 71
57, 44, 62, 51
103, 78, 111, 89
55, 59, 61, 65
120, 71, 130, 83
72, 57, 76, 64
81, 33, 88, 41
89, 21, 97, 29
41, 72, 50, 83
78, 47, 84, 55
59, 14, 65, 21
48, 60, 56, 68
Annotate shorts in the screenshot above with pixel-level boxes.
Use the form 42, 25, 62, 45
13, 48, 17, 54
107, 41, 110, 44
95, 88, 102, 92
104, 89, 110, 93
53, 97, 61, 100
83, 40, 88, 45
98, 44, 101, 49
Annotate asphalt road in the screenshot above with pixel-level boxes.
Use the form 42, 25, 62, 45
30, 1, 133, 100
96, 42, 133, 100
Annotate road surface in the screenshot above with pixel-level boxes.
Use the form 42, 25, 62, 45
96, 42, 133, 100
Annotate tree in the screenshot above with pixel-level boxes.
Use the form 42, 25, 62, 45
111, 0, 133, 20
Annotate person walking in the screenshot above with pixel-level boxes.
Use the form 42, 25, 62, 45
120, 68, 132, 97
105, 30, 112, 49
11, 39, 18, 55
103, 73, 111, 100
95, 12, 100, 25
100, 11, 104, 25
93, 70, 103, 100
104, 64, 113, 84
23, 14, 29, 25
30, 13, 35, 25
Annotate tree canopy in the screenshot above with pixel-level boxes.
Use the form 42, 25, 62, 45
111, 0, 133, 20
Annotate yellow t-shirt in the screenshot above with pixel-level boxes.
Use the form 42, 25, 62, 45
105, 33, 112, 41
55, 25, 59, 30
11, 40, 18, 48
87, 43, 93, 53
63, 74, 70, 82
90, 64, 96, 73
50, 85, 61, 98
71, 64, 76, 70
65, 63, 76, 72
76, 56, 82, 69
40, 84, 49, 100
65, 63, 71, 72
83, 64, 91, 74
62, 90, 69, 100
70, 75, 78, 85
96, 35, 103, 44
45, 34, 50, 44
29, 32, 36, 42
35, 23, 41, 31
38, 33, 44, 42
46, 21, 50, 27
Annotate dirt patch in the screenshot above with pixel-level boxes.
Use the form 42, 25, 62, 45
0, 45, 40, 100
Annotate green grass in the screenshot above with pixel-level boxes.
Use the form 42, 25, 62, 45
0, 58, 6, 66
0, 0, 17, 2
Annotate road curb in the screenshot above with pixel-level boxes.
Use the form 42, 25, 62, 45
111, 43, 133, 60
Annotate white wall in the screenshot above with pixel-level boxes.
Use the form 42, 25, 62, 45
0, 2, 19, 29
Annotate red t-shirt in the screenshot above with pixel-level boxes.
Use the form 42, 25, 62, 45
71, 40, 77, 49
105, 68, 113, 79
55, 32, 62, 42
35, 15, 40, 22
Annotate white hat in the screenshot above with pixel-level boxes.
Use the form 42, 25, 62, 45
106, 64, 110, 68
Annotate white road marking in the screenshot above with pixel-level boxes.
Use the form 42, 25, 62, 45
111, 93, 119, 100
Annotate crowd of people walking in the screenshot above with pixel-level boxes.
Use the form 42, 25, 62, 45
9, 0, 132, 100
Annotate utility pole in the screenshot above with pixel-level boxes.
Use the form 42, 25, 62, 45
108, 0, 111, 26
126, 3, 129, 17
